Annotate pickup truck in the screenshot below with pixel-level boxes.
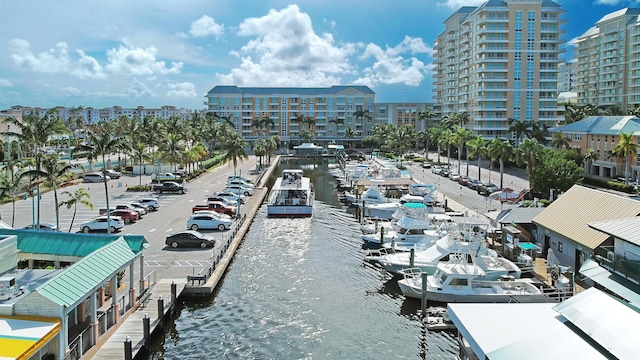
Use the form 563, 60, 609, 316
191, 201, 237, 216
151, 172, 182, 181
152, 181, 187, 194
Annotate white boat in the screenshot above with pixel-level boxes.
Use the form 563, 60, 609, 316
345, 179, 397, 205
397, 262, 554, 303
362, 203, 436, 248
378, 224, 521, 277
423, 306, 456, 331
267, 169, 314, 217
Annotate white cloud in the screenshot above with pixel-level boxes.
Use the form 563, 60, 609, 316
594, 0, 622, 4
106, 41, 183, 75
189, 15, 224, 39
124, 79, 157, 98
0, 79, 12, 87
166, 82, 197, 97
71, 50, 107, 79
218, 4, 355, 86
10, 39, 71, 73
437, 0, 486, 9
354, 36, 433, 87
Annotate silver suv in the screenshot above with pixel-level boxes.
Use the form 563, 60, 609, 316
83, 173, 109, 183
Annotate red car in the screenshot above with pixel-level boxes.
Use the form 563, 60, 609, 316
110, 209, 139, 224
191, 201, 237, 216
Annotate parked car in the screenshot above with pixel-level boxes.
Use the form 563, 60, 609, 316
224, 184, 254, 196
192, 210, 233, 221
440, 168, 451, 178
187, 213, 232, 231
458, 176, 472, 186
192, 201, 237, 216
214, 191, 246, 204
431, 165, 443, 175
227, 175, 254, 185
152, 181, 187, 194
83, 172, 110, 183
468, 179, 482, 190
151, 172, 182, 181
102, 169, 122, 179
227, 179, 255, 189
130, 202, 150, 213
109, 209, 139, 224
205, 196, 238, 208
477, 183, 500, 196
115, 204, 146, 216
165, 230, 216, 249
421, 161, 431, 169
448, 173, 461, 182
21, 223, 58, 231
135, 197, 160, 211
79, 216, 125, 233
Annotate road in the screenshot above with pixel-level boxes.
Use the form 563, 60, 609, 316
2, 157, 260, 280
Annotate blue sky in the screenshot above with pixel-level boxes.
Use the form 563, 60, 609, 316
0, 0, 636, 110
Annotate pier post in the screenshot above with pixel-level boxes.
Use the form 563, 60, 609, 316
171, 282, 177, 310
380, 227, 384, 245
374, 218, 379, 232
143, 313, 150, 349
157, 296, 164, 328
410, 249, 415, 267
362, 200, 367, 218
421, 273, 428, 314
124, 336, 132, 360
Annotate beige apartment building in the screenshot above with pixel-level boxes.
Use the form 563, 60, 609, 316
433, 0, 566, 140
575, 8, 640, 110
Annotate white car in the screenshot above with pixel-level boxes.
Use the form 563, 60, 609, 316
135, 197, 160, 211
187, 213, 232, 231
227, 179, 255, 189
129, 202, 149, 214
431, 165, 443, 175
115, 203, 146, 216
227, 175, 254, 185
224, 185, 254, 196
79, 216, 125, 233
214, 191, 246, 204
192, 210, 233, 221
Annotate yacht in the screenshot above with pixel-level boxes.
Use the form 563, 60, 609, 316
267, 169, 314, 217
362, 203, 437, 248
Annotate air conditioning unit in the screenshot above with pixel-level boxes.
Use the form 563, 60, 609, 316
607, 251, 615, 262
0, 277, 16, 289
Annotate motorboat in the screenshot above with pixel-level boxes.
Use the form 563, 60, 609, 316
423, 306, 456, 331
267, 169, 314, 217
362, 203, 436, 248
377, 223, 521, 278
344, 179, 396, 205
397, 262, 555, 303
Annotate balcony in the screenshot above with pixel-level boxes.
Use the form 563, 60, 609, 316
594, 246, 640, 285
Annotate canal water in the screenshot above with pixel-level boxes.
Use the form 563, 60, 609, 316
149, 158, 459, 359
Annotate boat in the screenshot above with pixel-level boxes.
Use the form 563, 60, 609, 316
423, 306, 456, 331
267, 169, 314, 217
362, 203, 437, 248
377, 223, 521, 277
345, 179, 397, 205
397, 262, 555, 303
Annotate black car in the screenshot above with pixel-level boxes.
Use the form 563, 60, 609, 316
477, 183, 499, 196
440, 168, 451, 177
468, 179, 482, 190
165, 230, 216, 248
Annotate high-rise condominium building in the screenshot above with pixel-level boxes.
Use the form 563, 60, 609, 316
204, 85, 376, 147
575, 8, 640, 110
433, 0, 566, 140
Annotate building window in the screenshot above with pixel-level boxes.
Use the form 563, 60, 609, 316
558, 241, 563, 253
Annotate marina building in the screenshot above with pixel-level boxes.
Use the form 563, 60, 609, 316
432, 0, 566, 140
574, 8, 640, 110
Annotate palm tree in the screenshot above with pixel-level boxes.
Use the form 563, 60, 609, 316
467, 136, 488, 181
451, 126, 474, 175
130, 141, 151, 185
551, 132, 571, 150
59, 188, 94, 233
583, 148, 598, 176
253, 139, 268, 168
386, 125, 415, 167
74, 130, 122, 234
0, 160, 29, 226
344, 126, 356, 148
353, 109, 372, 127
221, 133, 249, 175
372, 123, 392, 150
160, 133, 185, 172
508, 119, 531, 146
429, 126, 444, 164
487, 138, 514, 189
441, 112, 470, 129
611, 132, 638, 184
516, 138, 544, 189
418, 108, 435, 131
22, 154, 80, 231
3, 109, 68, 227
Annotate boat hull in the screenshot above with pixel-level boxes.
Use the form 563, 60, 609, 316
267, 205, 312, 217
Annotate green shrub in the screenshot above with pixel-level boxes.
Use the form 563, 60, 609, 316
127, 185, 151, 192
539, 199, 551, 207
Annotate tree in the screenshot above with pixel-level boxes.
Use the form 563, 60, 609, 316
159, 133, 185, 172
0, 160, 29, 226
344, 126, 356, 148
59, 188, 94, 233
516, 138, 544, 189
386, 125, 415, 167
467, 136, 488, 181
130, 141, 151, 185
530, 149, 583, 198
450, 126, 474, 175
221, 133, 248, 175
253, 139, 268, 168
508, 119, 531, 146
74, 130, 122, 234
551, 132, 571, 150
441, 112, 470, 129
583, 148, 598, 176
353, 109, 372, 124
418, 108, 435, 131
611, 132, 638, 184
487, 138, 514, 189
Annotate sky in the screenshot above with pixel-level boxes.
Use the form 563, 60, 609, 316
0, 0, 637, 111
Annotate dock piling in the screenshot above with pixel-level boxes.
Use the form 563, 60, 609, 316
157, 296, 164, 328
143, 313, 150, 349
124, 336, 132, 360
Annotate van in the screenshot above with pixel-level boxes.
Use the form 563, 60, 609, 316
83, 173, 109, 183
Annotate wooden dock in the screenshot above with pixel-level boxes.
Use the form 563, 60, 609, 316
88, 279, 186, 360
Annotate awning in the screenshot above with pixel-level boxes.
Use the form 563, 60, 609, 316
579, 259, 640, 310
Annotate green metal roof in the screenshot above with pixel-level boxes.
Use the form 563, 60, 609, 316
36, 238, 137, 308
0, 229, 147, 256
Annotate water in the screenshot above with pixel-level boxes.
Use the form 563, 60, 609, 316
150, 158, 459, 359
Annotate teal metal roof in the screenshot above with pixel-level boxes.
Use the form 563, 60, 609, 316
0, 229, 147, 256
36, 238, 136, 308
549, 116, 640, 136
